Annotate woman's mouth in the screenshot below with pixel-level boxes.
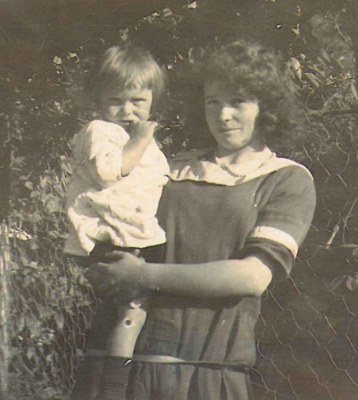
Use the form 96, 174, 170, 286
219, 127, 242, 134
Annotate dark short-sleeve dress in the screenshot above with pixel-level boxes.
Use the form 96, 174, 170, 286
128, 147, 316, 400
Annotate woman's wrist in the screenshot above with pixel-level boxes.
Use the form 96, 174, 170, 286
136, 260, 158, 291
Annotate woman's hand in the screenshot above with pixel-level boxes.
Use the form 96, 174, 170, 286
86, 251, 147, 303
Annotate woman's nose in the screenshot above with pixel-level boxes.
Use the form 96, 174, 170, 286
219, 106, 233, 121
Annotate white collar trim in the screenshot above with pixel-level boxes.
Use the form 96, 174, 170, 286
169, 147, 312, 186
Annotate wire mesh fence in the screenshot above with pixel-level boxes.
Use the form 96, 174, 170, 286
251, 134, 358, 399
1, 229, 97, 400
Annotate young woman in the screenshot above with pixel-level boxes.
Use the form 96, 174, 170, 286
87, 40, 316, 400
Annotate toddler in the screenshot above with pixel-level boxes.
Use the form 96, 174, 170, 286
66, 44, 169, 400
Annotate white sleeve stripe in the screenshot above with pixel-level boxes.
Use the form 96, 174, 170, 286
249, 226, 298, 258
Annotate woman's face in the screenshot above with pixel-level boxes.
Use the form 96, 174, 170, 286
204, 81, 262, 156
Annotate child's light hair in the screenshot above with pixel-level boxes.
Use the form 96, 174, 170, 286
89, 44, 165, 110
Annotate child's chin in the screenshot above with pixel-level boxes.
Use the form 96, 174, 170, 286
118, 122, 131, 132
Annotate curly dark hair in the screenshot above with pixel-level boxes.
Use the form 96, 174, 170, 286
202, 40, 302, 139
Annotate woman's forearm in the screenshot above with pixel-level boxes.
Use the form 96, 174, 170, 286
141, 256, 273, 298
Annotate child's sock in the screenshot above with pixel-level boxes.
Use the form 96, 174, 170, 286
101, 356, 132, 400
70, 355, 104, 400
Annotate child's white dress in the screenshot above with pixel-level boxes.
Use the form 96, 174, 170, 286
64, 119, 169, 257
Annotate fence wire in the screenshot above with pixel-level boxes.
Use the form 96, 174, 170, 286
251, 119, 358, 400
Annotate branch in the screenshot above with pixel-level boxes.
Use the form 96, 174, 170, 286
307, 108, 358, 117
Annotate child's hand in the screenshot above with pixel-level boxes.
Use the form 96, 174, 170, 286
130, 121, 158, 141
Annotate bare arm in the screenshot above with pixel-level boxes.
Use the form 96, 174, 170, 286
121, 121, 157, 176
142, 256, 272, 297
87, 252, 273, 301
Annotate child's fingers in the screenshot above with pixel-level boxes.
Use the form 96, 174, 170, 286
102, 285, 122, 301
97, 277, 122, 297
112, 290, 143, 307
104, 250, 128, 260
131, 120, 157, 137
85, 262, 108, 281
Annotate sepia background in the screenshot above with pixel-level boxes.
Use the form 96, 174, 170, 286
0, 0, 358, 399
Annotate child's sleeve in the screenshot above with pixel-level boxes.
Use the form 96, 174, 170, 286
73, 120, 130, 187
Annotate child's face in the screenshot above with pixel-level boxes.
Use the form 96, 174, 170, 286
98, 86, 153, 132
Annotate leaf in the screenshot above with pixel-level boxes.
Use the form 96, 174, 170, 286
23, 275, 35, 288
320, 49, 331, 63
162, 8, 173, 18
352, 246, 358, 258
17, 315, 25, 332
328, 275, 346, 291
48, 231, 59, 239
60, 155, 72, 174
290, 57, 302, 80
292, 24, 300, 36
24, 181, 34, 190
39, 176, 49, 188
351, 83, 358, 100
26, 348, 36, 361
346, 275, 358, 291
17, 247, 30, 266
188, 46, 205, 63
28, 239, 40, 250
54, 313, 64, 330
67, 52, 79, 62
53, 56, 62, 65
43, 194, 61, 213
305, 73, 320, 88
186, 1, 197, 9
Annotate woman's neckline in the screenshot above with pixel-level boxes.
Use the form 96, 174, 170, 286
213, 146, 271, 166
213, 147, 275, 178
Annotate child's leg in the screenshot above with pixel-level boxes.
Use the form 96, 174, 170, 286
100, 247, 147, 400
104, 244, 165, 358
98, 244, 165, 400
101, 357, 132, 400
102, 304, 148, 400
106, 297, 148, 357
70, 355, 104, 400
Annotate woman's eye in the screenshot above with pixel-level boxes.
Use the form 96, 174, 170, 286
231, 98, 244, 106
205, 99, 219, 107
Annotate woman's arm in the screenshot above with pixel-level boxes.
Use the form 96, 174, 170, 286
87, 251, 273, 301
143, 256, 272, 297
